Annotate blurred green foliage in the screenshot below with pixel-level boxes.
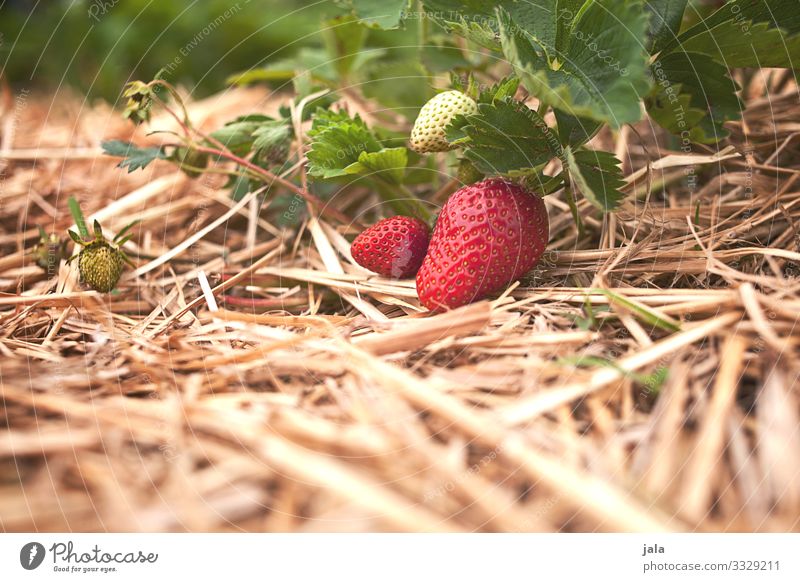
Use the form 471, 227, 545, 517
0, 0, 417, 102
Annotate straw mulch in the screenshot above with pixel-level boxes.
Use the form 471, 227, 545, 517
1, 71, 799, 533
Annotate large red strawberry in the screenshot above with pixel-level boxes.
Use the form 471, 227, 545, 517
416, 178, 549, 311
351, 216, 430, 279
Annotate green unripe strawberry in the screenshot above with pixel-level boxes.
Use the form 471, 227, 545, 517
410, 90, 478, 154
32, 228, 68, 274
77, 240, 125, 293
67, 219, 137, 293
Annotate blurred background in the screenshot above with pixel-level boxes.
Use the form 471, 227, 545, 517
0, 0, 723, 110
0, 0, 425, 107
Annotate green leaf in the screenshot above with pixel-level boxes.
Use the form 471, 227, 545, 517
424, 0, 571, 56
252, 120, 292, 164
645, 0, 688, 54
554, 0, 587, 54
559, 355, 669, 390
645, 87, 707, 143
228, 174, 252, 203
452, 99, 564, 176
678, 18, 800, 68
343, 147, 408, 184
476, 75, 520, 104
421, 0, 501, 48
306, 111, 382, 179
444, 113, 472, 145
67, 229, 84, 245
209, 115, 272, 155
564, 147, 626, 212
646, 52, 742, 143
226, 68, 296, 86
554, 110, 603, 147
499, 1, 651, 128
343, 0, 409, 30
102, 140, 167, 173
67, 196, 89, 239
594, 288, 682, 332
306, 109, 355, 137
209, 116, 293, 162
667, 0, 800, 56
113, 220, 140, 244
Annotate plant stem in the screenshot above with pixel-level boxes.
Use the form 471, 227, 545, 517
191, 145, 352, 224
562, 169, 584, 237
152, 79, 354, 225
373, 180, 432, 221
417, 0, 429, 53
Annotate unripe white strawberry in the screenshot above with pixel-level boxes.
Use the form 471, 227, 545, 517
410, 90, 478, 154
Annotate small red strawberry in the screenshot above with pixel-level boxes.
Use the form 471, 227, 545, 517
351, 216, 431, 279
416, 178, 549, 311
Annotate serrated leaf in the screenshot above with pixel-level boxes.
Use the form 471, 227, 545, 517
343, 147, 408, 184
565, 147, 625, 212
476, 75, 520, 104
424, 0, 568, 55
444, 113, 472, 145
499, 1, 651, 128
679, 18, 800, 68
660, 0, 800, 66
306, 108, 356, 137
554, 0, 587, 54
209, 115, 293, 162
668, 0, 800, 54
453, 99, 563, 176
306, 111, 382, 179
646, 52, 742, 143
102, 140, 167, 173
439, 20, 500, 50
645, 0, 688, 53
421, 0, 501, 48
555, 110, 603, 147
209, 115, 271, 155
344, 0, 409, 29
645, 88, 707, 143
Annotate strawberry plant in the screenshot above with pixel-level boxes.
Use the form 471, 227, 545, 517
101, 0, 800, 307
